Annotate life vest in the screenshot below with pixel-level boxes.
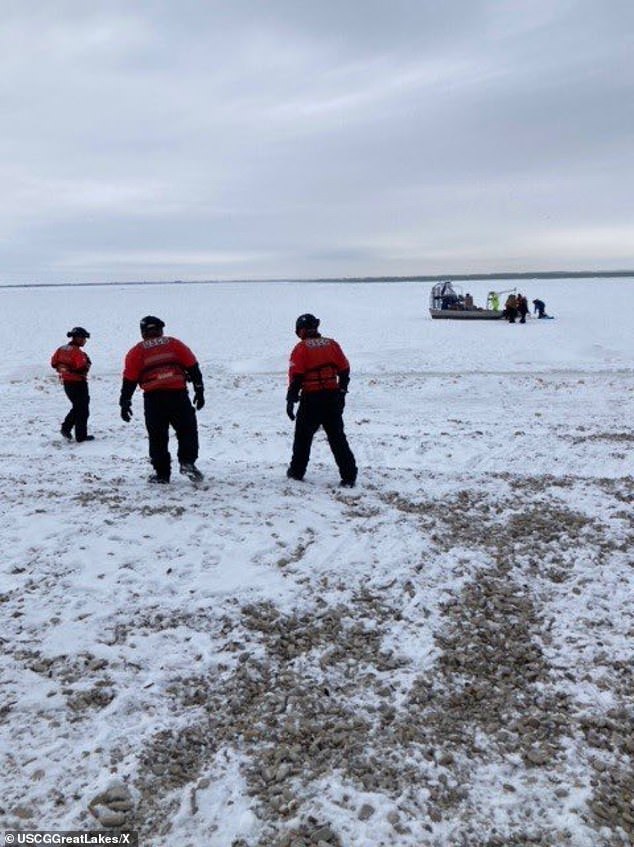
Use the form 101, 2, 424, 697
51, 344, 91, 383
289, 336, 349, 394
123, 336, 197, 392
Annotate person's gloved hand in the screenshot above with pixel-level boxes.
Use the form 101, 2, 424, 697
120, 403, 132, 422
193, 385, 205, 410
338, 391, 346, 412
286, 399, 296, 421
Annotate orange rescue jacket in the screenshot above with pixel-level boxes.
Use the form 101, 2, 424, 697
288, 336, 350, 394
51, 344, 91, 383
123, 336, 197, 392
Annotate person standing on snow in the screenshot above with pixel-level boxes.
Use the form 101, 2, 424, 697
504, 293, 518, 323
533, 298, 549, 318
119, 316, 205, 484
51, 326, 94, 442
517, 293, 529, 324
286, 313, 357, 488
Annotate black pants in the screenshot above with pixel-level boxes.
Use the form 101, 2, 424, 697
62, 381, 90, 441
289, 391, 357, 483
144, 390, 198, 479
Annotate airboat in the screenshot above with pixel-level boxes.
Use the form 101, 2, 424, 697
429, 281, 510, 320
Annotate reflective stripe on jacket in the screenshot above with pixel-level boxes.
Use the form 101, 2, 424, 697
51, 344, 91, 383
123, 336, 197, 392
289, 336, 350, 394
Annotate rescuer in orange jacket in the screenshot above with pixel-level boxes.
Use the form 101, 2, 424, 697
286, 313, 357, 487
119, 316, 205, 484
51, 326, 94, 442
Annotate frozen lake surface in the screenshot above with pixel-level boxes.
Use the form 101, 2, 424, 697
1, 277, 633, 846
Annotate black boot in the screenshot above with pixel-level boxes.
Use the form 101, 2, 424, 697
180, 463, 204, 482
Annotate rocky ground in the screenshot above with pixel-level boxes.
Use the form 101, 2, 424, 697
1, 372, 633, 846
127, 474, 633, 847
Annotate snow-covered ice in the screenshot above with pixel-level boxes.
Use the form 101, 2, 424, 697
1, 277, 633, 846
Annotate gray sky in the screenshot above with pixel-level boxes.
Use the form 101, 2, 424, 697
1, 0, 633, 283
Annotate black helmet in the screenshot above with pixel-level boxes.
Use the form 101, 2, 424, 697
67, 326, 90, 338
140, 315, 165, 334
295, 313, 320, 333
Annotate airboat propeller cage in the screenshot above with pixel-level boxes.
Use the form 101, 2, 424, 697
430, 281, 460, 311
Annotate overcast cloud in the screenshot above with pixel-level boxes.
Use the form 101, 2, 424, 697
1, 0, 633, 283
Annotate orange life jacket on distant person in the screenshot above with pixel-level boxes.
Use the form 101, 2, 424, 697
123, 336, 197, 392
51, 344, 91, 383
288, 336, 350, 394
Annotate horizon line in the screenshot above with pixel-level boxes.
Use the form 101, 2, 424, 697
1, 268, 634, 290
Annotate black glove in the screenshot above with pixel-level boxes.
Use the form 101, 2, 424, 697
119, 379, 137, 422
286, 378, 301, 421
338, 391, 346, 412
193, 385, 205, 411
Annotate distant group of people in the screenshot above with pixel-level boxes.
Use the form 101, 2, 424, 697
438, 284, 552, 321
51, 314, 357, 488
501, 293, 551, 323
502, 292, 528, 323
440, 288, 478, 311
